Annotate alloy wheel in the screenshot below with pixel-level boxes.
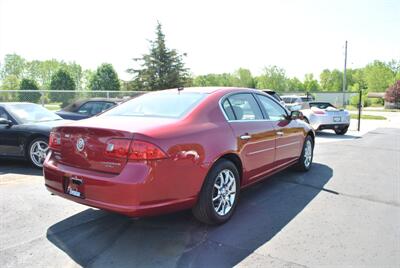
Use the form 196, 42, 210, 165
304, 139, 313, 167
30, 140, 48, 167
212, 169, 237, 216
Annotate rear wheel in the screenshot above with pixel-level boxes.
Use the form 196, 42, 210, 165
27, 137, 49, 168
193, 159, 240, 225
335, 127, 348, 135
294, 135, 314, 171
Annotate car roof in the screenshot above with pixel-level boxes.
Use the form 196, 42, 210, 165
156, 87, 263, 95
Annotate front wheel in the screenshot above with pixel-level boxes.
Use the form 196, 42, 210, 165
294, 135, 314, 172
193, 159, 240, 225
27, 137, 49, 168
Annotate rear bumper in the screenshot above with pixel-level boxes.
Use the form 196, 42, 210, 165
317, 124, 349, 131
43, 152, 202, 217
308, 114, 350, 130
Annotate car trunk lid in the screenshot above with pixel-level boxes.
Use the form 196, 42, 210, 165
55, 126, 133, 174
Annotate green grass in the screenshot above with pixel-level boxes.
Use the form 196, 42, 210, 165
44, 103, 61, 111
350, 114, 387, 120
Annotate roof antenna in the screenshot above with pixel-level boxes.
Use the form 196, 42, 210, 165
177, 87, 184, 94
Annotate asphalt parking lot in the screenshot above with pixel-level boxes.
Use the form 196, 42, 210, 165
1, 127, 399, 267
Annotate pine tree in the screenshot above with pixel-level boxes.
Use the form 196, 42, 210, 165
128, 22, 190, 91
89, 63, 120, 91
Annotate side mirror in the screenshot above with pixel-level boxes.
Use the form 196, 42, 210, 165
0, 118, 12, 126
290, 110, 304, 120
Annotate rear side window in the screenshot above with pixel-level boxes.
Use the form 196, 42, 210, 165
224, 93, 263, 121
222, 99, 236, 120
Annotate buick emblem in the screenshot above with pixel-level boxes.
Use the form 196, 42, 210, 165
76, 138, 85, 152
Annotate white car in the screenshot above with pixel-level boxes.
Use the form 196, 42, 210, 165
281, 95, 303, 111
299, 102, 350, 135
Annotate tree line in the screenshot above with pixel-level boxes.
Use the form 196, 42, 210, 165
1, 22, 399, 98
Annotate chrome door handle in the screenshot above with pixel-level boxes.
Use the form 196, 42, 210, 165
276, 131, 284, 136
240, 135, 251, 140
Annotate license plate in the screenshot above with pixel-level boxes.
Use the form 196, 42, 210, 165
68, 188, 81, 197
65, 175, 85, 198
333, 116, 341, 122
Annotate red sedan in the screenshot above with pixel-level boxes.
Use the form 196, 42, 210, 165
43, 87, 314, 224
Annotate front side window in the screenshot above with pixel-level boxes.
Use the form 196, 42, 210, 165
224, 93, 263, 121
257, 95, 287, 121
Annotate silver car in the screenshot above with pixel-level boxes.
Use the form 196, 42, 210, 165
299, 102, 350, 135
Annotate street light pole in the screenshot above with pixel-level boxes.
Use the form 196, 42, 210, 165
342, 40, 348, 107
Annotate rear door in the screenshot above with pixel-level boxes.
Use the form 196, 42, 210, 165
255, 94, 304, 166
221, 93, 276, 183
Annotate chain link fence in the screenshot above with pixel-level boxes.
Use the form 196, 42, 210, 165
275, 91, 359, 107
0, 90, 146, 110
0, 89, 359, 110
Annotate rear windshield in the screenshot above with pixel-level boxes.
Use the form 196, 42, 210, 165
309, 102, 335, 109
282, 97, 299, 104
101, 92, 205, 118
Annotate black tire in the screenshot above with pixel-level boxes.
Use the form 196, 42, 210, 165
192, 159, 240, 225
294, 135, 314, 172
335, 127, 348, 135
27, 137, 49, 169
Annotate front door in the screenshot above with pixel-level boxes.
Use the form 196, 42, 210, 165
0, 107, 21, 157
255, 94, 304, 166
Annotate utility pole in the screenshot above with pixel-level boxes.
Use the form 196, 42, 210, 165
342, 40, 348, 107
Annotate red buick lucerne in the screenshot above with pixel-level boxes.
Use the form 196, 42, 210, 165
43, 87, 314, 224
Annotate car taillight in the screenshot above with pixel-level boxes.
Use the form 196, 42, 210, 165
104, 139, 167, 160
104, 139, 131, 159
49, 132, 61, 149
129, 140, 167, 160
313, 110, 325, 115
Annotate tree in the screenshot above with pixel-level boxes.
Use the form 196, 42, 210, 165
287, 77, 305, 92
256, 65, 288, 91
303, 73, 320, 92
128, 22, 190, 90
364, 60, 395, 92
89, 63, 120, 91
19, 78, 41, 103
319, 69, 343, 91
384, 80, 400, 105
50, 69, 76, 107
0, 75, 20, 101
232, 68, 255, 88
0, 54, 26, 80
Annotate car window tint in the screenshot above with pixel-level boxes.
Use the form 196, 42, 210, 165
257, 95, 287, 121
90, 102, 107, 115
309, 102, 335, 109
77, 102, 93, 115
102, 102, 114, 111
227, 93, 263, 120
102, 92, 205, 118
222, 99, 236, 120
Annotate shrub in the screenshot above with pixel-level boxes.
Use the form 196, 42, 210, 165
49, 69, 76, 107
18, 78, 41, 103
384, 80, 400, 103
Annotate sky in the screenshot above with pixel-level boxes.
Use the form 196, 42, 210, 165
0, 0, 399, 81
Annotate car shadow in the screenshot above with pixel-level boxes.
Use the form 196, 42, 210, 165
46, 163, 332, 267
0, 159, 42, 176
316, 130, 360, 140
